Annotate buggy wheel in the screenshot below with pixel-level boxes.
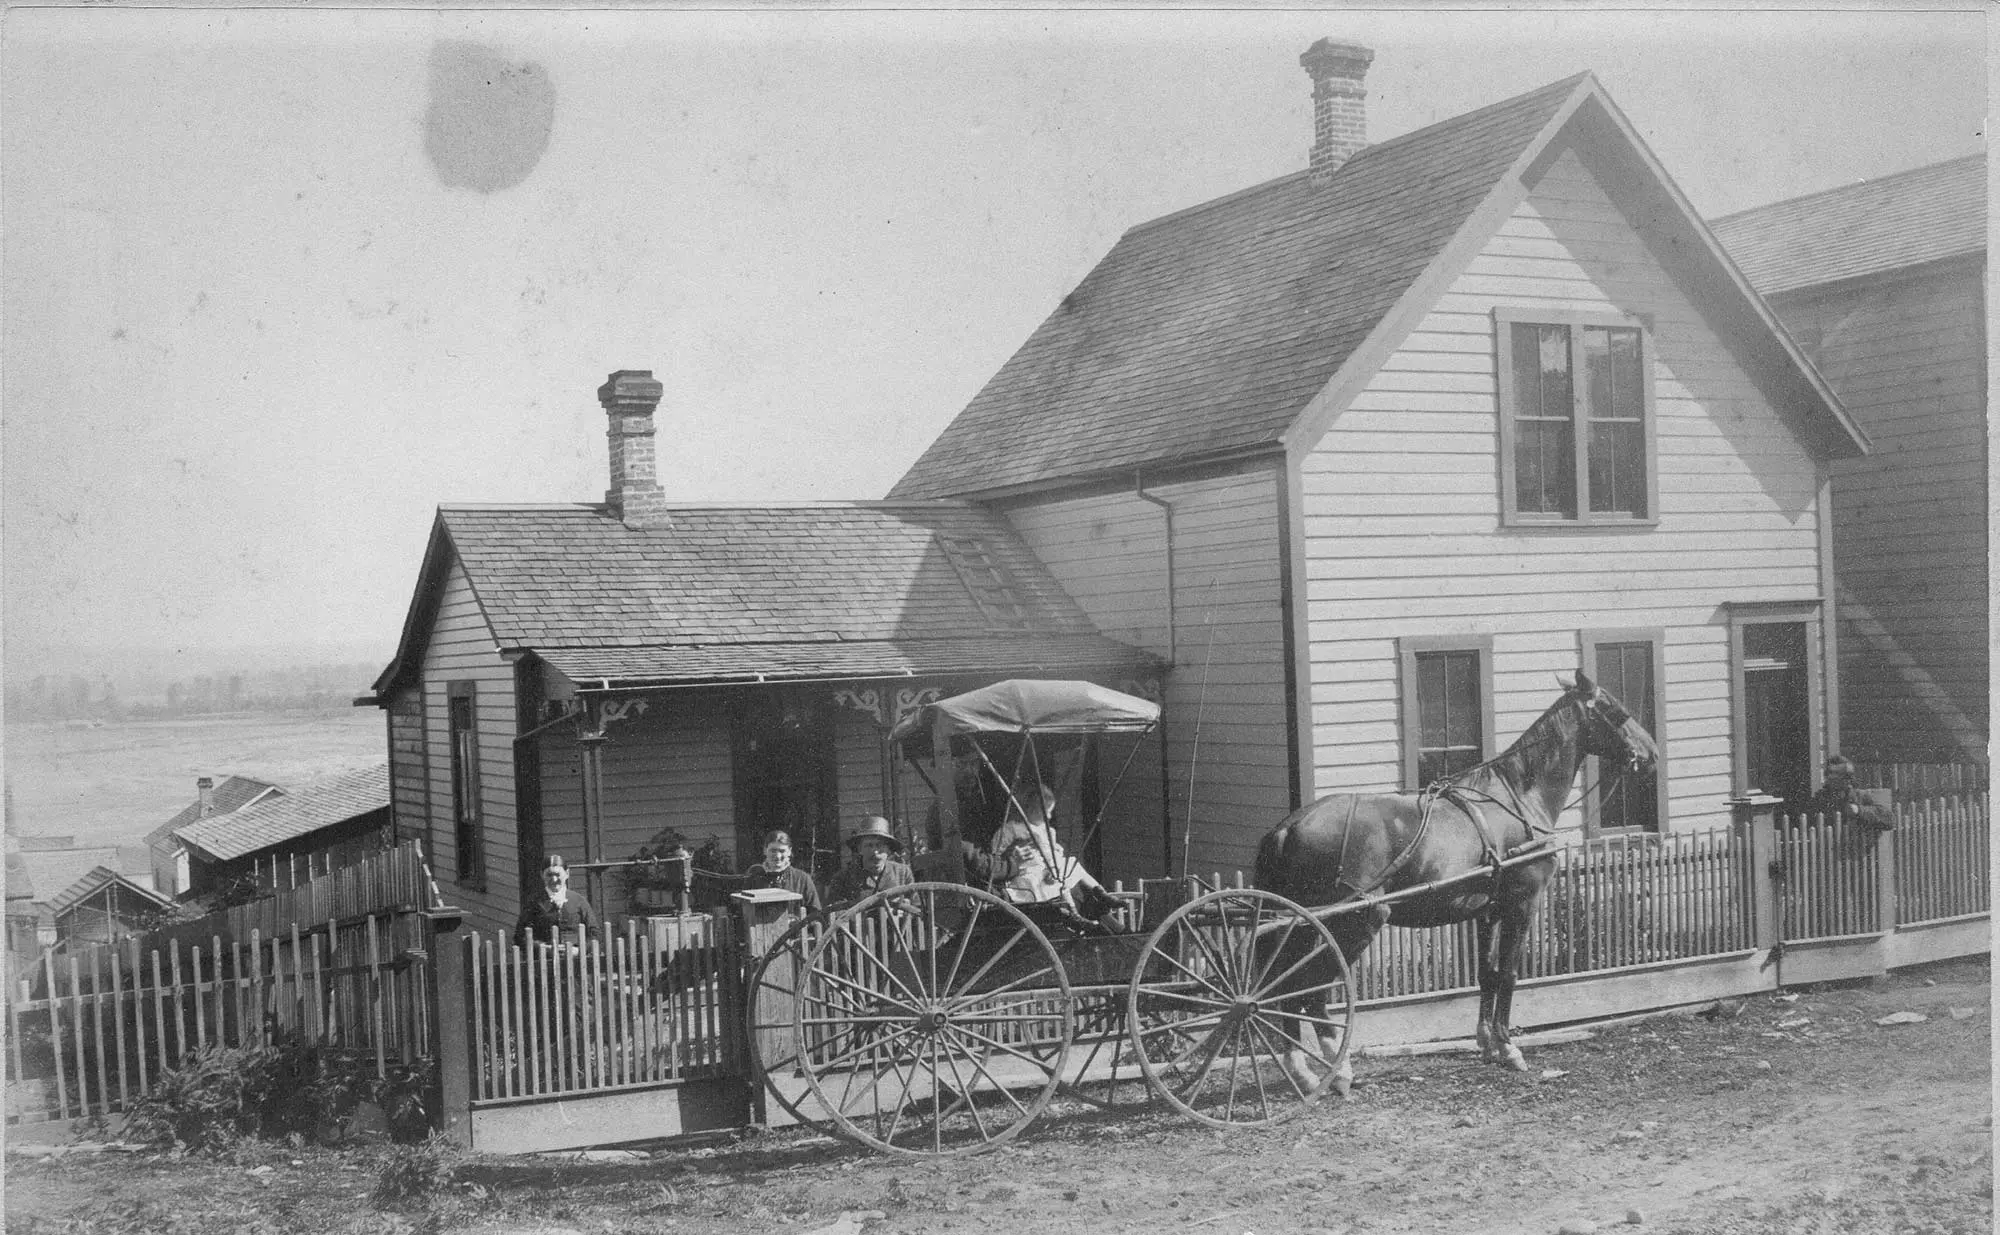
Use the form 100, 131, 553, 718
1128, 888, 1355, 1128
745, 910, 837, 1130
793, 882, 1074, 1157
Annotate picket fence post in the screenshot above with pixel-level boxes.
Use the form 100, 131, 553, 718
1728, 793, 1783, 955
425, 907, 472, 1147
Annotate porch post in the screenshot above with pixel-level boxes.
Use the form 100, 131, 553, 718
929, 712, 966, 883
1728, 793, 1783, 953
425, 907, 472, 1147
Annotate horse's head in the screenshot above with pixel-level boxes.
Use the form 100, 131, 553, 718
1558, 670, 1660, 776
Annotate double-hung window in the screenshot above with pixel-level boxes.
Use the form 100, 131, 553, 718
1496, 309, 1657, 524
447, 681, 484, 886
1399, 636, 1495, 789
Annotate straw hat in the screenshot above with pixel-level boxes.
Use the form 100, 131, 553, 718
846, 816, 904, 853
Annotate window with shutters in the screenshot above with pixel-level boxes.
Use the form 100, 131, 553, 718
1399, 636, 1495, 789
1496, 309, 1657, 525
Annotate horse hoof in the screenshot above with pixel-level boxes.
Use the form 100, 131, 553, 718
1331, 1073, 1352, 1098
1501, 1046, 1527, 1072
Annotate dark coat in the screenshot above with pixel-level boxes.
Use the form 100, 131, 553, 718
515, 893, 600, 946
744, 863, 823, 914
827, 859, 916, 908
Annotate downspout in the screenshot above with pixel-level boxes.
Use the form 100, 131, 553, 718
1134, 472, 1177, 874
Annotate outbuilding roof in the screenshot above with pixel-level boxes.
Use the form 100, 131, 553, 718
1710, 154, 1985, 296
893, 72, 1864, 500
46, 866, 172, 918
144, 775, 283, 847
374, 502, 1155, 693
175, 764, 390, 863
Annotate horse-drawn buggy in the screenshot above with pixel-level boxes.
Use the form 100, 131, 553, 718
739, 675, 1660, 1159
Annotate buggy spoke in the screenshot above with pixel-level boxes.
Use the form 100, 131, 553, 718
1250, 916, 1303, 994
949, 925, 1035, 997
947, 1021, 1063, 1077
942, 1028, 1035, 1119
806, 962, 920, 1012
1143, 986, 1236, 1012
942, 963, 1065, 1011
1246, 1017, 1315, 1103
938, 896, 984, 994
1150, 944, 1238, 1003
1250, 945, 1335, 1003
830, 921, 926, 1009
816, 1021, 922, 1074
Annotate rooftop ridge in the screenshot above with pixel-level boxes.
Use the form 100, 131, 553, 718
1124, 71, 1591, 241
441, 499, 978, 513
1711, 151, 1986, 224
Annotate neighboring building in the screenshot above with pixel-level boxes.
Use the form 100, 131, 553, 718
891, 41, 1867, 872
367, 378, 1157, 931
172, 764, 393, 898
6, 850, 40, 976
47, 866, 173, 949
9, 836, 155, 948
1710, 155, 1987, 765
143, 775, 281, 898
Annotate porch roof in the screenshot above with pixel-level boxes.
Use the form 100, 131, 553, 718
539, 634, 1157, 689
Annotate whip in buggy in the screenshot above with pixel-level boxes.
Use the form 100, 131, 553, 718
742, 679, 1358, 1157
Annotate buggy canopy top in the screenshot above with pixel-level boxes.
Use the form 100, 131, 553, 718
889, 679, 1159, 742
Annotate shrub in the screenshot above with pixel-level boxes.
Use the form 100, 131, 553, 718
124, 1044, 269, 1154
124, 1034, 410, 1154
371, 1133, 461, 1209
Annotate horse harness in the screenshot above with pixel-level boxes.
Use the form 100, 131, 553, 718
1329, 782, 1537, 906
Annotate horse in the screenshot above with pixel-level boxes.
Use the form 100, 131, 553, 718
1254, 670, 1660, 1094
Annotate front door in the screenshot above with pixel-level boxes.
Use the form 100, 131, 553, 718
734, 693, 840, 879
1741, 621, 1813, 804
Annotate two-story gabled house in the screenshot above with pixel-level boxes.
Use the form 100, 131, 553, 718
891, 41, 1869, 874
1711, 156, 1986, 766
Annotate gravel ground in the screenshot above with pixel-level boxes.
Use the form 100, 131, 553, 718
6, 955, 1990, 1235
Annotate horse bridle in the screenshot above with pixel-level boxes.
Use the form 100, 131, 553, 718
1439, 690, 1643, 836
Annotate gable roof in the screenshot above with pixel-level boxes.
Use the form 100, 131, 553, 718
175, 764, 390, 863
893, 72, 1864, 501
16, 845, 151, 912
1709, 154, 1986, 296
46, 866, 173, 918
144, 776, 283, 847
373, 502, 1155, 693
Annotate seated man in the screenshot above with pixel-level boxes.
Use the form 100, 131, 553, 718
987, 783, 1116, 922
826, 816, 917, 907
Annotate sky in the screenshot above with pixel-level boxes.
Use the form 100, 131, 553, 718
3, 5, 1987, 679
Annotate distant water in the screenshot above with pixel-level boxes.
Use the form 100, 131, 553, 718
4, 710, 387, 847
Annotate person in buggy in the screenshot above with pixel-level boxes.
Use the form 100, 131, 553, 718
988, 782, 1121, 930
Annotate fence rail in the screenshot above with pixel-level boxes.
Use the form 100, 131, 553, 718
467, 913, 740, 1104
1895, 792, 1991, 925
7, 843, 439, 1130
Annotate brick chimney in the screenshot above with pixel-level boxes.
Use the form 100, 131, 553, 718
1300, 39, 1373, 184
597, 369, 669, 527
196, 776, 214, 817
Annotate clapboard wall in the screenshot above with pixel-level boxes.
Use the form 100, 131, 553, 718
1297, 147, 1832, 834
417, 556, 519, 931
1762, 260, 1987, 763
1005, 465, 1289, 878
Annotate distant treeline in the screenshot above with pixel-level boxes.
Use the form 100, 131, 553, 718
5, 663, 380, 721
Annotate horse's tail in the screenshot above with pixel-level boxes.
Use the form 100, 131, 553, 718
1253, 814, 1294, 897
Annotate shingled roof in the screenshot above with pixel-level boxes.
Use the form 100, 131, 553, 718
890, 75, 1586, 499
1710, 154, 1986, 296
894, 69, 1865, 500
144, 775, 282, 847
175, 764, 390, 863
375, 502, 1154, 692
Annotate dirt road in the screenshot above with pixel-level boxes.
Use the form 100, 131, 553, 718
7, 956, 1990, 1235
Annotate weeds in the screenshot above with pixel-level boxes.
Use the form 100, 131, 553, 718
370, 1134, 462, 1210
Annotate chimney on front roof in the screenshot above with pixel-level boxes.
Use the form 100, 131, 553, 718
598, 369, 669, 527
197, 777, 214, 817
1300, 39, 1373, 185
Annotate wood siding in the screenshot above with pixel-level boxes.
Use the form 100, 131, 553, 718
535, 691, 739, 919
419, 558, 517, 932
1299, 148, 1832, 833
386, 687, 428, 856
1766, 262, 1987, 761
1006, 468, 1288, 879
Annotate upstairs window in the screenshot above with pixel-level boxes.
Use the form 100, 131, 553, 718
1497, 310, 1656, 525
1399, 636, 1495, 789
